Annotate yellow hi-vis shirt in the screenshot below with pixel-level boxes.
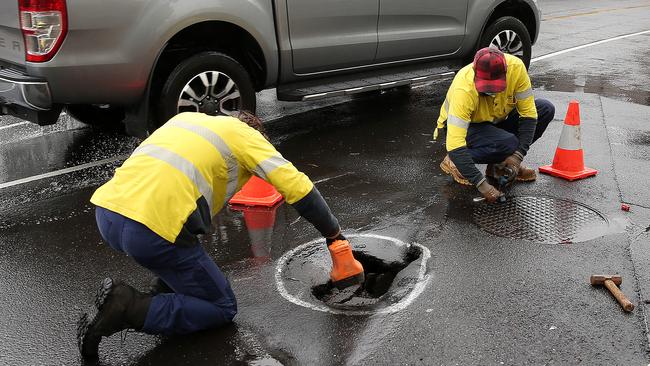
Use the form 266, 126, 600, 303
91, 113, 314, 244
435, 54, 537, 151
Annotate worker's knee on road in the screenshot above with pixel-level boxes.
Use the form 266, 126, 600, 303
213, 298, 237, 323
224, 302, 237, 322
537, 99, 556, 123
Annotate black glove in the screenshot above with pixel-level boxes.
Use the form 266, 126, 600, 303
326, 233, 346, 246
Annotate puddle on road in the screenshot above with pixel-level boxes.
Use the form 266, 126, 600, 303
532, 72, 650, 106
275, 234, 430, 315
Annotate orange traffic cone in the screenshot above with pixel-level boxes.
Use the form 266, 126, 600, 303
229, 176, 284, 207
539, 100, 598, 181
230, 203, 281, 262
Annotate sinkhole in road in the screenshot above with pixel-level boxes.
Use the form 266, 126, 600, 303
275, 234, 431, 315
312, 246, 421, 307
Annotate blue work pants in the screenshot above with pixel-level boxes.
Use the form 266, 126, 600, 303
95, 206, 237, 335
466, 99, 555, 164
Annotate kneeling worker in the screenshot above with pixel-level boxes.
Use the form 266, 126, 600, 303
435, 47, 555, 202
77, 111, 364, 358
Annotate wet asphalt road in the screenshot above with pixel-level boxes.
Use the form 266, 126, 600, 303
2, 0, 650, 364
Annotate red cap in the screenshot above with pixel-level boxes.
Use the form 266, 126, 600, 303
473, 47, 507, 93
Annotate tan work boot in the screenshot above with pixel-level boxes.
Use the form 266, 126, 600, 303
516, 165, 537, 181
440, 155, 471, 186
486, 163, 537, 182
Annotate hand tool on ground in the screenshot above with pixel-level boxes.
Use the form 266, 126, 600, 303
590, 275, 635, 312
473, 164, 516, 203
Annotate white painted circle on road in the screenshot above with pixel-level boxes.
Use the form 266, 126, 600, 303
274, 233, 431, 315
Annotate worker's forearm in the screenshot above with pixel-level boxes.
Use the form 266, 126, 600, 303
448, 147, 484, 186
516, 117, 537, 156
291, 187, 340, 238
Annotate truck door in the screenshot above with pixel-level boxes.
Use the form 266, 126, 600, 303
375, 0, 468, 63
286, 0, 379, 74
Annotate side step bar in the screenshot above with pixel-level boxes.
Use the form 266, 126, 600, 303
277, 61, 461, 102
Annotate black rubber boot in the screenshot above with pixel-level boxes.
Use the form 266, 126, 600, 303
77, 278, 152, 359
147, 276, 174, 296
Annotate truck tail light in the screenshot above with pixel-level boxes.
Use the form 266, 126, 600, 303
18, 0, 68, 62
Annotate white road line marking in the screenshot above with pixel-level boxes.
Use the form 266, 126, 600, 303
542, 5, 650, 21
0, 155, 127, 190
531, 29, 650, 63
312, 172, 354, 185
0, 122, 30, 131
275, 233, 431, 315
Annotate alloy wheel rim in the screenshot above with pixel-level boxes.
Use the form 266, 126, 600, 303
489, 30, 524, 57
177, 71, 241, 116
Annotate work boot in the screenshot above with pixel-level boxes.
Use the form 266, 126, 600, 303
487, 164, 537, 182
440, 155, 471, 186
77, 278, 152, 359
147, 276, 174, 296
328, 240, 365, 289
516, 165, 537, 181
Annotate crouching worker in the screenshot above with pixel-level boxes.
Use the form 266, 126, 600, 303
77, 111, 364, 358
434, 48, 555, 202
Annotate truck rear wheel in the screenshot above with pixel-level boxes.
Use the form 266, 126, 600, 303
479, 16, 532, 69
156, 52, 256, 127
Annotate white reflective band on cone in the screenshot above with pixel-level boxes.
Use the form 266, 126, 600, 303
557, 124, 583, 151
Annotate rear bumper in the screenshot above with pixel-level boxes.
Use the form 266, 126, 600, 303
0, 67, 60, 124
0, 67, 52, 110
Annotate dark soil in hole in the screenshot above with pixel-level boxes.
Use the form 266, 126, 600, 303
312, 245, 422, 306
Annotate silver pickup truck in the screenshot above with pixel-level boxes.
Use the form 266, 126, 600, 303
0, 0, 539, 137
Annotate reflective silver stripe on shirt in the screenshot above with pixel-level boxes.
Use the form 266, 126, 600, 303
447, 114, 470, 130
254, 154, 290, 180
557, 124, 583, 150
515, 88, 533, 100
443, 99, 449, 112
169, 120, 240, 204
132, 144, 214, 212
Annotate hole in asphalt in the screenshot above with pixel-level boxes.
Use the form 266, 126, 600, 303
276, 234, 431, 314
311, 245, 422, 308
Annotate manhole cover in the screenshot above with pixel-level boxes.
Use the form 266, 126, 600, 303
275, 234, 430, 315
473, 196, 609, 244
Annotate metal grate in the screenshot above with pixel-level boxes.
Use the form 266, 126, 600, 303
474, 196, 609, 244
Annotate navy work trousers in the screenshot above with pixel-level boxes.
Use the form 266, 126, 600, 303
466, 99, 556, 164
95, 206, 237, 335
